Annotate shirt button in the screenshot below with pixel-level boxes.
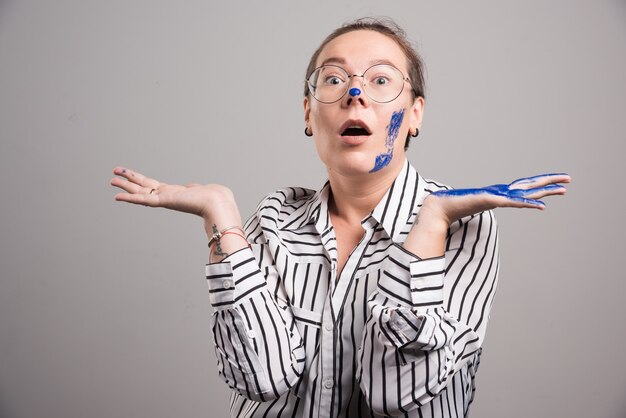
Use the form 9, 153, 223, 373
323, 378, 334, 389
324, 323, 333, 332
222, 280, 232, 289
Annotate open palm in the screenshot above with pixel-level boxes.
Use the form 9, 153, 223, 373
110, 167, 241, 224
425, 173, 571, 225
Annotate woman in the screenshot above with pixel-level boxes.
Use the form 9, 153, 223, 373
111, 18, 569, 418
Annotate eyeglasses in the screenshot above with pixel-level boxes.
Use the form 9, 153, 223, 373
307, 64, 411, 104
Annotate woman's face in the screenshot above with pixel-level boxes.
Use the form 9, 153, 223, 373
304, 30, 424, 177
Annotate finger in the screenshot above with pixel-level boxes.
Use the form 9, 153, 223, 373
505, 195, 546, 209
509, 173, 571, 189
114, 192, 160, 207
110, 177, 146, 194
113, 166, 161, 189
510, 184, 567, 200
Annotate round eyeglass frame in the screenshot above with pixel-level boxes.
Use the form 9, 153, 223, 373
306, 64, 413, 104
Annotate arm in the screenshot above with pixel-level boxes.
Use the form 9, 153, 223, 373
358, 212, 497, 416
358, 173, 570, 416
206, 235, 305, 401
110, 167, 305, 401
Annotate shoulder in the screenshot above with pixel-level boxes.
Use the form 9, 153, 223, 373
243, 186, 318, 241
255, 186, 317, 219
421, 176, 453, 194
447, 209, 498, 251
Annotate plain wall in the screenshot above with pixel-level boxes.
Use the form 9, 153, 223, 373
1, 1, 625, 417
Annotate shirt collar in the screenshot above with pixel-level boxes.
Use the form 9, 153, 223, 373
278, 181, 330, 232
368, 158, 425, 241
279, 159, 426, 242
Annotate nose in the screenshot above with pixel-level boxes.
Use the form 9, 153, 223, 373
342, 76, 369, 108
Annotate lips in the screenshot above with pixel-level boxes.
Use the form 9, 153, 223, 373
339, 119, 372, 137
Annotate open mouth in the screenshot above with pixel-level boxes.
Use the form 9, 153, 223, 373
340, 120, 372, 137
342, 127, 371, 136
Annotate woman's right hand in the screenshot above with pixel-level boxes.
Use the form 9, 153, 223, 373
110, 166, 244, 236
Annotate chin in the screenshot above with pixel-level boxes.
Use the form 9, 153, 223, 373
325, 151, 388, 176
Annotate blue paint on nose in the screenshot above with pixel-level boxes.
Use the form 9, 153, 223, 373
349, 88, 361, 97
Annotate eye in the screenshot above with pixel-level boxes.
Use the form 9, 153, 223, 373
373, 76, 389, 85
324, 75, 345, 86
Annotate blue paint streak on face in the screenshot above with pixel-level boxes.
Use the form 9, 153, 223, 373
370, 153, 392, 173
370, 109, 405, 173
385, 110, 404, 149
349, 87, 361, 97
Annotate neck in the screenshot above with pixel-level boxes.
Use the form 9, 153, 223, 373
327, 160, 404, 225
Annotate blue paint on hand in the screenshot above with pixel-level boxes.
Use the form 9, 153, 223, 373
431, 177, 568, 207
509, 173, 569, 186
370, 109, 405, 173
349, 87, 361, 97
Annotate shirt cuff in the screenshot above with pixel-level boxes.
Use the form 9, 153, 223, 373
409, 256, 445, 307
382, 307, 436, 350
378, 245, 444, 308
205, 247, 267, 309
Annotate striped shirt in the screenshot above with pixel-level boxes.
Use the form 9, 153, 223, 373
205, 158, 499, 418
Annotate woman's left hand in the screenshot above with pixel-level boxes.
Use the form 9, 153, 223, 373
403, 173, 571, 259
424, 173, 571, 226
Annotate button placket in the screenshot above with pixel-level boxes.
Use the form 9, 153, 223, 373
328, 223, 373, 319
319, 294, 335, 405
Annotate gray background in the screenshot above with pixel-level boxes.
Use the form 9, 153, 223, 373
1, 0, 625, 417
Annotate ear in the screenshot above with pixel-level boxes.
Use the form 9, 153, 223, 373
303, 96, 311, 127
409, 96, 425, 134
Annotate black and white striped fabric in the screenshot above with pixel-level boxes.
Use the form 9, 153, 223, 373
206, 159, 499, 418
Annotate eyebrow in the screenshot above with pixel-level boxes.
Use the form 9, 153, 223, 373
319, 57, 346, 66
319, 57, 401, 70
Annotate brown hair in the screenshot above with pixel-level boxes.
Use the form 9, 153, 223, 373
304, 17, 426, 149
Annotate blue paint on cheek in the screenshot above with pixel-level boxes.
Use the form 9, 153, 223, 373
370, 109, 405, 173
370, 153, 393, 173
349, 87, 361, 97
385, 110, 404, 146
